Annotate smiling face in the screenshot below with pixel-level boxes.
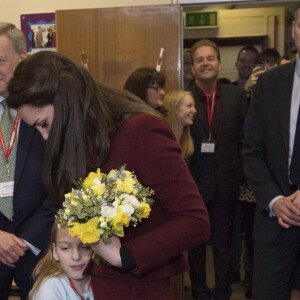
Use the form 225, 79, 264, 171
176, 93, 196, 126
52, 228, 93, 282
235, 49, 258, 80
17, 104, 54, 140
192, 45, 220, 84
0, 35, 26, 97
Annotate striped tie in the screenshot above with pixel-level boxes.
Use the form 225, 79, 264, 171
0, 100, 16, 219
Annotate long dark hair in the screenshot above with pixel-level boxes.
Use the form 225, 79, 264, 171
7, 51, 162, 204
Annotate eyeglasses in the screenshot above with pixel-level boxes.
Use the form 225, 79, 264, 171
147, 86, 164, 93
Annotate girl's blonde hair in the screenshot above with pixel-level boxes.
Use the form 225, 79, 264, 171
29, 223, 63, 299
163, 90, 195, 158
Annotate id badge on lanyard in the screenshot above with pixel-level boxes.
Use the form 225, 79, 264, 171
201, 91, 216, 153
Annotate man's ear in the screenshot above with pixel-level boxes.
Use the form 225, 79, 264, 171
19, 50, 27, 61
52, 243, 59, 261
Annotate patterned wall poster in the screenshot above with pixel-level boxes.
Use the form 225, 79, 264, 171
21, 13, 56, 53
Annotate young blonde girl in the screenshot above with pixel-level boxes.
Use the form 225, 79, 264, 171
29, 223, 94, 300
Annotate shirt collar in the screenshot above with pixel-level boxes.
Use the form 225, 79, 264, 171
196, 82, 221, 100
295, 54, 300, 77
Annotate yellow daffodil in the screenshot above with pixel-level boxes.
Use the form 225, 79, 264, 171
112, 208, 130, 237
136, 202, 151, 218
115, 179, 124, 191
123, 177, 135, 193
68, 217, 101, 244
91, 183, 105, 197
83, 168, 103, 189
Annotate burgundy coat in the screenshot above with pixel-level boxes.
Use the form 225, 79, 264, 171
91, 113, 209, 299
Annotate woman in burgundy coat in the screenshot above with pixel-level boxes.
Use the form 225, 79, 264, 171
7, 51, 210, 300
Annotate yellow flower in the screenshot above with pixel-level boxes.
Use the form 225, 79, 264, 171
83, 168, 103, 189
123, 170, 132, 178
115, 179, 124, 191
91, 183, 105, 197
136, 202, 151, 218
68, 217, 100, 244
112, 208, 130, 237
55, 165, 155, 253
123, 177, 135, 194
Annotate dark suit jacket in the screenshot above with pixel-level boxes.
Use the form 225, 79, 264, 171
243, 62, 296, 243
1, 121, 58, 275
187, 82, 248, 203
91, 114, 210, 299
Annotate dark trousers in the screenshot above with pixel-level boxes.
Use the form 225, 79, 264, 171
253, 226, 300, 300
188, 194, 236, 300
0, 252, 35, 300
232, 201, 255, 272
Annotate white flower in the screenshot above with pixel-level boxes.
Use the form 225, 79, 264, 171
100, 221, 108, 228
119, 204, 135, 216
101, 205, 117, 218
93, 178, 102, 185
120, 194, 140, 208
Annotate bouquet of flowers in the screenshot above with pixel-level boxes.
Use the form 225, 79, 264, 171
55, 165, 154, 254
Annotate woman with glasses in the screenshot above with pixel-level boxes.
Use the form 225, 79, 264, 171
124, 67, 166, 114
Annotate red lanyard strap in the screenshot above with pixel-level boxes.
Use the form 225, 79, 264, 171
204, 91, 216, 138
0, 114, 20, 163
67, 276, 86, 300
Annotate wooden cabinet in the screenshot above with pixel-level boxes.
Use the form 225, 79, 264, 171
56, 5, 181, 91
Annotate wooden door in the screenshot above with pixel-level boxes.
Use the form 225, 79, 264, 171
56, 5, 181, 91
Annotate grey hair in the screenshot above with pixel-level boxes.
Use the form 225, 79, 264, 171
0, 23, 26, 55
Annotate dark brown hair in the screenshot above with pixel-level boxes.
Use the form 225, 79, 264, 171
123, 67, 165, 103
7, 51, 162, 204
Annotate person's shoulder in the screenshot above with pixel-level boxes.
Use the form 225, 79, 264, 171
220, 82, 240, 91
220, 81, 245, 96
39, 276, 65, 288
125, 113, 167, 129
34, 276, 66, 295
122, 113, 174, 139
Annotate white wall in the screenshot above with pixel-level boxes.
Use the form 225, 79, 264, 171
0, 0, 171, 28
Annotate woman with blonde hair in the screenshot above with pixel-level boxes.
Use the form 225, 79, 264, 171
163, 90, 196, 162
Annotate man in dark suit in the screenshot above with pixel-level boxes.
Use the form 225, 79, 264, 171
0, 23, 57, 299
187, 39, 247, 300
243, 6, 300, 300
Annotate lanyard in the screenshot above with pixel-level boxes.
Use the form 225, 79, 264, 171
204, 91, 216, 141
67, 276, 88, 300
0, 114, 20, 177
